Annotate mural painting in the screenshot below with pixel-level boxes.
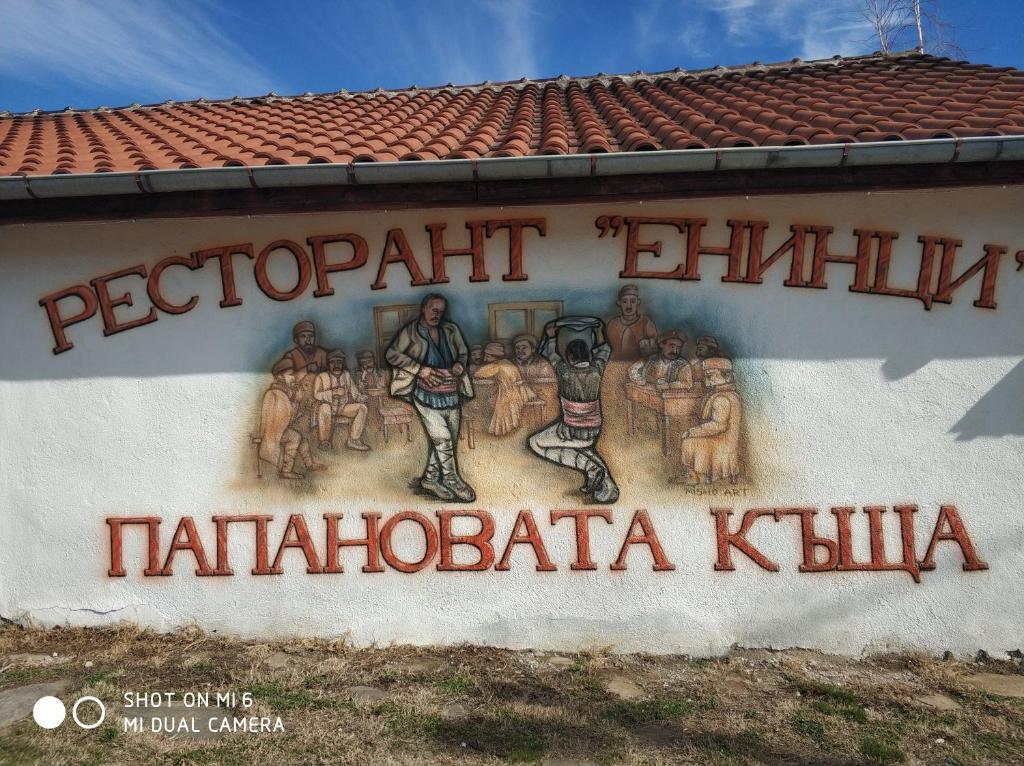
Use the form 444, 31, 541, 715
249, 284, 747, 507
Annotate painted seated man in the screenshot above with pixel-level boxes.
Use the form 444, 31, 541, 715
681, 358, 743, 485
513, 332, 557, 419
258, 357, 325, 480
313, 350, 370, 452
355, 350, 387, 396
628, 330, 695, 390
512, 334, 555, 383
472, 342, 533, 436
691, 335, 723, 388
468, 344, 485, 377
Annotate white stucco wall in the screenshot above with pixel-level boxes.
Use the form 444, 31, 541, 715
1, 186, 1021, 656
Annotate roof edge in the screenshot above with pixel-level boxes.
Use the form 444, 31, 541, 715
3, 136, 1024, 202
2, 50, 942, 118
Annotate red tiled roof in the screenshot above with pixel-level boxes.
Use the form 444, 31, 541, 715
3, 52, 1024, 177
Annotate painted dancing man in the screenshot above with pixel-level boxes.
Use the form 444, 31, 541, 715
528, 317, 619, 504
386, 293, 476, 502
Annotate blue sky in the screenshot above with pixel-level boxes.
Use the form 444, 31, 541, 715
1, 0, 1022, 113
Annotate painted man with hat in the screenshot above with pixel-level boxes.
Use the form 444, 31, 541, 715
607, 284, 659, 360
285, 320, 328, 382
681, 357, 743, 485
513, 332, 556, 419
691, 335, 723, 387
283, 319, 329, 419
468, 345, 485, 377
629, 330, 695, 390
385, 293, 475, 502
355, 350, 388, 396
512, 333, 555, 384
312, 350, 370, 452
257, 356, 325, 479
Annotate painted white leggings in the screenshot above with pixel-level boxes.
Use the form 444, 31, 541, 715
528, 422, 609, 481
413, 399, 462, 480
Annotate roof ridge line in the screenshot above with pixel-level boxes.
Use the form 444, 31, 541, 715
2, 50, 944, 118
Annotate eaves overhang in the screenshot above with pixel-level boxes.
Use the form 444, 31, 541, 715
3, 136, 1024, 202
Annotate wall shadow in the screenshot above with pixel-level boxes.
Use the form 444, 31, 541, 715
949, 359, 1024, 440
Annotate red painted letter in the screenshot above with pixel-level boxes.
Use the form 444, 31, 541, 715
39, 285, 98, 354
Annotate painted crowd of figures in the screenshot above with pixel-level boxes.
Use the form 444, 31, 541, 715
256, 321, 383, 478
253, 285, 745, 500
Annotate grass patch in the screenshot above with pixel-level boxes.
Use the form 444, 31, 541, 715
914, 709, 959, 727
244, 682, 347, 713
0, 735, 42, 766
812, 698, 869, 723
691, 729, 767, 766
603, 696, 696, 725
83, 670, 115, 686
438, 709, 545, 762
173, 746, 249, 766
791, 712, 826, 742
737, 727, 766, 748
688, 657, 716, 668
566, 657, 589, 674
790, 675, 860, 705
374, 702, 443, 737
860, 733, 906, 764
0, 666, 66, 687
436, 672, 475, 695
974, 731, 1013, 756
792, 675, 869, 724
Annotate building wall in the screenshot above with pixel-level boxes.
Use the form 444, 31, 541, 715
1, 186, 1021, 656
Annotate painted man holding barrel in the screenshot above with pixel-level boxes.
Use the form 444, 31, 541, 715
528, 317, 619, 504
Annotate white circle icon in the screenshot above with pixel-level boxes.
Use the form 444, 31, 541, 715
32, 696, 66, 729
72, 696, 106, 729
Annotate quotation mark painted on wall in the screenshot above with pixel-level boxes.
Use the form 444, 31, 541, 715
33, 695, 106, 730
594, 215, 624, 238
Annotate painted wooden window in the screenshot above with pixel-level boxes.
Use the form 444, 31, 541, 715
373, 303, 419, 360
487, 300, 563, 341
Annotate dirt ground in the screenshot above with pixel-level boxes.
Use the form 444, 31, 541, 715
1, 624, 1022, 766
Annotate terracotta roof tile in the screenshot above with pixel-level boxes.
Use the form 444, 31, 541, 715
4, 52, 1024, 176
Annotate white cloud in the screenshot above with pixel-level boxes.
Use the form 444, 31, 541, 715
482, 0, 540, 79
629, 0, 874, 70
707, 0, 876, 60
300, 0, 541, 89
633, 0, 710, 61
414, 1, 534, 85
0, 0, 281, 105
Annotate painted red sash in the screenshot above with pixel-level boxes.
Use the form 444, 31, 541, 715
561, 397, 601, 428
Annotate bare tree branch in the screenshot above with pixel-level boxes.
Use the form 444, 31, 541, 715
856, 0, 961, 56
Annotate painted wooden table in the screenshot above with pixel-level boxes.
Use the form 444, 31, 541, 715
625, 382, 703, 456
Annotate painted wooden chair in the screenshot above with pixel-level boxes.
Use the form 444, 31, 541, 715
379, 403, 413, 443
